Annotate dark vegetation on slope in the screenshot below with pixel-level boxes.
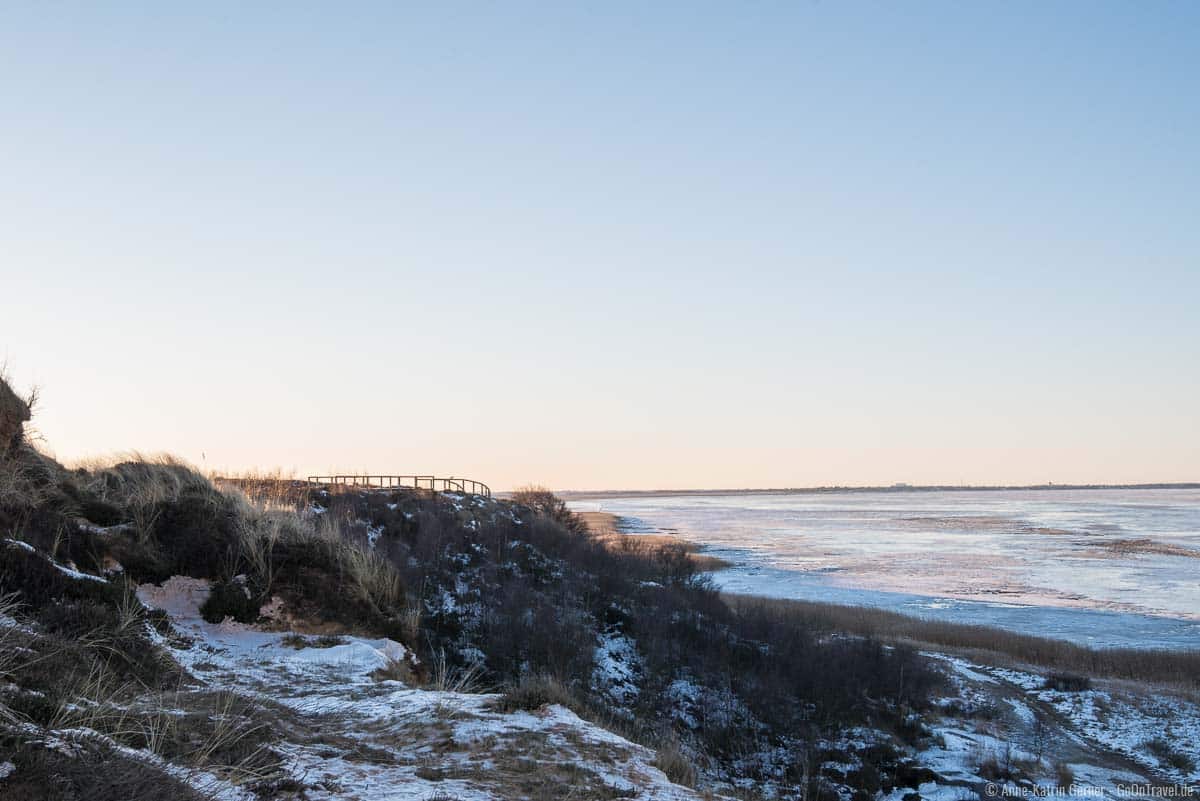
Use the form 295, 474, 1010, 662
285, 483, 948, 796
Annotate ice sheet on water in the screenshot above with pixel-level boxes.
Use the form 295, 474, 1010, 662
573, 488, 1200, 648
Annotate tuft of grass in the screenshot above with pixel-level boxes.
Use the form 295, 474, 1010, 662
339, 537, 403, 613
400, 598, 423, 645
494, 673, 576, 712
426, 648, 486, 694
653, 738, 699, 788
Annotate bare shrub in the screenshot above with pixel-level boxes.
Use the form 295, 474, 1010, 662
511, 485, 587, 534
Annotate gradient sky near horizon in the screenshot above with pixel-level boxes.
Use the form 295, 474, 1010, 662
2, 2, 1198, 490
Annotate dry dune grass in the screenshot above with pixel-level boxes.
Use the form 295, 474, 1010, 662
70, 453, 217, 543
725, 593, 1200, 691
0, 444, 58, 510
51, 457, 406, 626
214, 469, 313, 511
213, 473, 404, 618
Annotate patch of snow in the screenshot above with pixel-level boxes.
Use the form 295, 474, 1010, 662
665, 677, 702, 729
1006, 697, 1036, 725
1067, 761, 1152, 793
51, 562, 108, 583
878, 781, 971, 801
940, 655, 998, 685
76, 521, 133, 535
3, 539, 107, 582
592, 630, 641, 705
989, 666, 1046, 691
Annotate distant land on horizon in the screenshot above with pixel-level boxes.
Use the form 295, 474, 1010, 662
556, 482, 1200, 499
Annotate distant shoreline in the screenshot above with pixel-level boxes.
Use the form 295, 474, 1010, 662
576, 510, 733, 572
559, 482, 1200, 500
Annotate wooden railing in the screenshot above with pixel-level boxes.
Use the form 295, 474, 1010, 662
306, 475, 492, 498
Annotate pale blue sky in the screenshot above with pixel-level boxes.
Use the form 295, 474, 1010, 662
2, 2, 1197, 489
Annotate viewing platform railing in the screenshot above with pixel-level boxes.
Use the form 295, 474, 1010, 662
306, 475, 492, 498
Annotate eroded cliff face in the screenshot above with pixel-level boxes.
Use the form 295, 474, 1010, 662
0, 378, 31, 454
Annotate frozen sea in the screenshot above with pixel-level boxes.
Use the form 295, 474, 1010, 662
569, 488, 1200, 650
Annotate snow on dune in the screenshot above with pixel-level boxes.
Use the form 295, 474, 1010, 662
925, 652, 1200, 794
137, 576, 720, 800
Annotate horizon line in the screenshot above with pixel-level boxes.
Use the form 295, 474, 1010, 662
554, 481, 1200, 497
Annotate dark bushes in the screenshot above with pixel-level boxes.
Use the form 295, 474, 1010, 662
201, 578, 261, 623
1043, 672, 1092, 692
323, 484, 946, 795
510, 485, 588, 534
150, 490, 242, 578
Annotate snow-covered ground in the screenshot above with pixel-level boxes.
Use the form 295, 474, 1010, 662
135, 576, 721, 801
917, 652, 1200, 798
